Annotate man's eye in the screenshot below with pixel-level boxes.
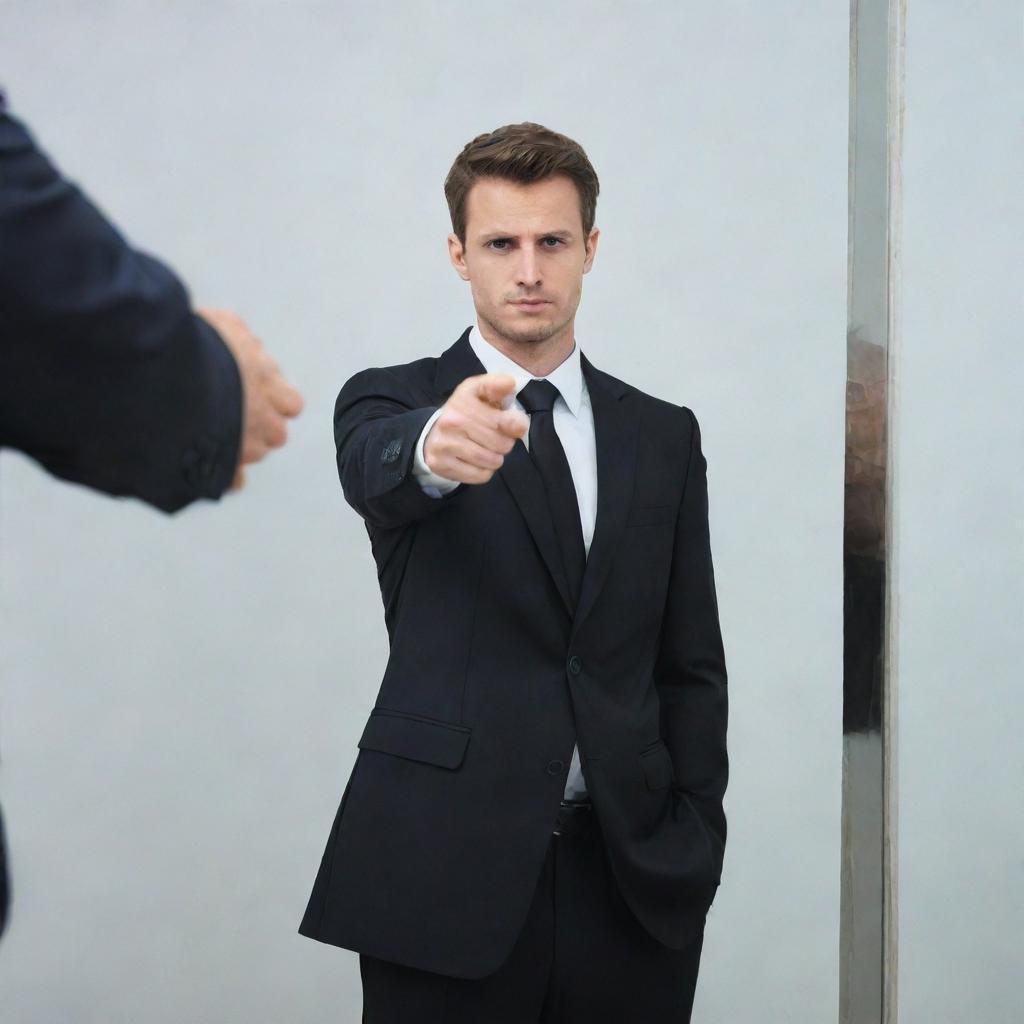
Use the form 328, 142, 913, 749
489, 240, 511, 251
542, 237, 563, 247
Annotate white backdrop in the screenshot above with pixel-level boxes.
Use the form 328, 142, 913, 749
896, 3, 1024, 1021
0, 2, 848, 1020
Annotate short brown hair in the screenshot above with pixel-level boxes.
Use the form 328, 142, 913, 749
444, 122, 599, 245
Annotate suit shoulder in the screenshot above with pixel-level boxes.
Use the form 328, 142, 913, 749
611, 377, 697, 433
335, 354, 439, 409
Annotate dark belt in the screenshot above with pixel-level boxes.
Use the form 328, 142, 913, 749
552, 798, 592, 837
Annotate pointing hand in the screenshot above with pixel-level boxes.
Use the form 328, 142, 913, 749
422, 373, 529, 485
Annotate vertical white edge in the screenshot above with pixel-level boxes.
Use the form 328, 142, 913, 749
882, 0, 906, 1021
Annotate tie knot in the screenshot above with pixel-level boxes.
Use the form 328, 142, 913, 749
518, 378, 560, 415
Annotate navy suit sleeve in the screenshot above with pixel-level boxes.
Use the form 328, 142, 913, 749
334, 366, 465, 531
0, 106, 242, 513
654, 407, 729, 881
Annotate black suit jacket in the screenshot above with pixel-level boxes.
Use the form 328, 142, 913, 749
0, 100, 243, 936
300, 327, 728, 978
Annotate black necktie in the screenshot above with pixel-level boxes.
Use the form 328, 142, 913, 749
517, 379, 587, 612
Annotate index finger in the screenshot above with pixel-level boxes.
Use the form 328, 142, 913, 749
474, 373, 518, 409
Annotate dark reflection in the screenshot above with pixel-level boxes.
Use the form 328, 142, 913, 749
844, 333, 886, 734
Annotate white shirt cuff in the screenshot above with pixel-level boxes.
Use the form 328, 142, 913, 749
413, 406, 461, 497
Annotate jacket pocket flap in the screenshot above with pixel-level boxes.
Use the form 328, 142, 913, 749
639, 741, 676, 790
627, 504, 676, 527
358, 709, 471, 770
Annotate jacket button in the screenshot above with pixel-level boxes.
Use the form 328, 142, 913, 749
567, 655, 582, 675
546, 760, 566, 775
381, 439, 402, 464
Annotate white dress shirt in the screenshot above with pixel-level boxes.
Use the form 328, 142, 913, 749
411, 324, 597, 801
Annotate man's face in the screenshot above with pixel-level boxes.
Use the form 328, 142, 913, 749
448, 174, 599, 349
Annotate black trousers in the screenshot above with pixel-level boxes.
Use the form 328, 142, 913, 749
360, 802, 704, 1023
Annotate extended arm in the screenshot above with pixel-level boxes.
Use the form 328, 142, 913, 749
335, 365, 528, 529
0, 107, 241, 512
334, 367, 465, 530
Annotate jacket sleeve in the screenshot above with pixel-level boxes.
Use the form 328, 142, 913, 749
653, 407, 729, 880
334, 366, 466, 531
0, 105, 242, 513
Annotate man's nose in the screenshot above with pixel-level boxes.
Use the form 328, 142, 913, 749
515, 247, 542, 287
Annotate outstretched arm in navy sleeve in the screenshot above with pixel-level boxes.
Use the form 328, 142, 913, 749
0, 107, 242, 512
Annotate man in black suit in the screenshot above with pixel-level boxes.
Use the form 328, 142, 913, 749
300, 122, 727, 1022
0, 95, 304, 936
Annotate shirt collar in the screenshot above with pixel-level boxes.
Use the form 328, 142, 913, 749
467, 323, 584, 418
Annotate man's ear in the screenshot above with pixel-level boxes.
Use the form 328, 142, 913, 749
448, 232, 470, 281
583, 227, 600, 274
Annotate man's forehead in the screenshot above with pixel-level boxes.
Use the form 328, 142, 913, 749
465, 175, 583, 234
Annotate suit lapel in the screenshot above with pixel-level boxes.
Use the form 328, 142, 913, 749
434, 326, 485, 394
433, 330, 639, 627
573, 354, 639, 632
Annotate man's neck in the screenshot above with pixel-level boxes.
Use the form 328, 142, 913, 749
475, 319, 575, 378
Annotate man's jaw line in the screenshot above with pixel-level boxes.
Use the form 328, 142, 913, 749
476, 308, 576, 375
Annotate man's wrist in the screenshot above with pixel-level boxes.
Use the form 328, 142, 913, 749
413, 406, 460, 495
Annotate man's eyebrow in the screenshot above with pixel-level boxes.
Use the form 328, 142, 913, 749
477, 229, 576, 242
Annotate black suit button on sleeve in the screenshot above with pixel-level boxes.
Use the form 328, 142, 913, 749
381, 439, 402, 464
546, 760, 567, 776
567, 655, 582, 676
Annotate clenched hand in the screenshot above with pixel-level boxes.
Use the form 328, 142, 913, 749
198, 307, 304, 490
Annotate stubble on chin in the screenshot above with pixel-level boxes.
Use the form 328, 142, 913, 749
482, 308, 568, 348
506, 325, 555, 345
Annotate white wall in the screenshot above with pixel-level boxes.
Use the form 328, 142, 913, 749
0, 3, 848, 1020
896, 3, 1024, 1021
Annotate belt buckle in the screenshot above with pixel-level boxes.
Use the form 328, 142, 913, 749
553, 798, 591, 835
